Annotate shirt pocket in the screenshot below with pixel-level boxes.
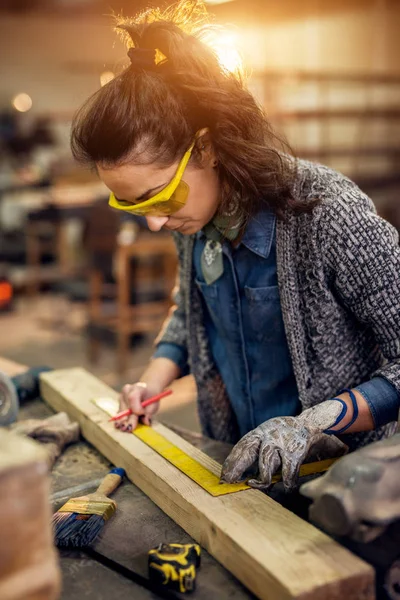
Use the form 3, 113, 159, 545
245, 285, 281, 303
244, 285, 285, 344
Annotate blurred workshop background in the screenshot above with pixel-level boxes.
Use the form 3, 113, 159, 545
0, 0, 399, 431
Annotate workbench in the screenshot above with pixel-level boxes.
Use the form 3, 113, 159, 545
4, 356, 395, 600
2, 355, 255, 598
15, 378, 313, 599
11, 365, 254, 599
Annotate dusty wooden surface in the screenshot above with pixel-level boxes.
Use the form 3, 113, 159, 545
40, 368, 375, 600
0, 356, 27, 377
9, 353, 246, 600
6, 358, 382, 600
19, 396, 254, 600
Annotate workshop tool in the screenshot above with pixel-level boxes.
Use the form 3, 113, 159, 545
12, 365, 52, 403
82, 546, 182, 600
95, 396, 339, 496
0, 365, 52, 426
109, 388, 173, 421
74, 543, 202, 598
301, 433, 400, 600
301, 432, 400, 542
148, 543, 201, 594
0, 430, 61, 600
53, 467, 125, 547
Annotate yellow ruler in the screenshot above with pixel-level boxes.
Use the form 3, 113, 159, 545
93, 397, 337, 497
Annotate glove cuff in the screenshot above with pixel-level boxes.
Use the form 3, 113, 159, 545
324, 388, 359, 435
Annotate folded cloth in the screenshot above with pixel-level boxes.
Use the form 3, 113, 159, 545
10, 412, 80, 468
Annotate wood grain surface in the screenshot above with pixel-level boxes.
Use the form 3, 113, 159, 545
0, 431, 61, 600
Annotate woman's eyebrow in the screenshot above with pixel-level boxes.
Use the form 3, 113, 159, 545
114, 181, 169, 204
136, 181, 169, 201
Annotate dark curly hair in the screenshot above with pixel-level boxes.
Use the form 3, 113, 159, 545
71, 0, 313, 221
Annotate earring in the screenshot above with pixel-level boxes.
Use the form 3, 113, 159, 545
212, 159, 218, 167
223, 195, 239, 217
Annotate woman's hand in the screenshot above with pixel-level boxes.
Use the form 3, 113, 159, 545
220, 400, 349, 492
116, 381, 162, 432
116, 357, 181, 433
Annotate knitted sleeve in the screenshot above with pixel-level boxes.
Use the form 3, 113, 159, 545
319, 186, 400, 395
154, 233, 188, 351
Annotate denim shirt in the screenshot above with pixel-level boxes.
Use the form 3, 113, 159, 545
192, 212, 302, 436
154, 211, 399, 436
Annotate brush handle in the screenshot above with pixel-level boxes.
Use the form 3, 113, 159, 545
96, 468, 125, 497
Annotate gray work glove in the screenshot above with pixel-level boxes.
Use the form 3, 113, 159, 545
220, 400, 349, 492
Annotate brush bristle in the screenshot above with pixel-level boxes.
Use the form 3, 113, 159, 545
53, 512, 105, 547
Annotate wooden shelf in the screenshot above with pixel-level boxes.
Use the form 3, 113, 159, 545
272, 108, 400, 120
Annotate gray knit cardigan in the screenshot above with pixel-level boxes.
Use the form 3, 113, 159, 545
156, 159, 400, 445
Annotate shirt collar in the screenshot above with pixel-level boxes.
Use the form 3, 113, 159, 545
197, 208, 276, 259
240, 209, 276, 258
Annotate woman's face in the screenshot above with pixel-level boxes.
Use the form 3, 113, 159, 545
98, 140, 221, 235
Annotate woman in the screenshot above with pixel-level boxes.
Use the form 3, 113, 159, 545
71, 1, 400, 491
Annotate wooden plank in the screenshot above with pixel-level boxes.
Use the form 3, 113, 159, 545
0, 356, 27, 377
0, 431, 61, 600
40, 368, 375, 600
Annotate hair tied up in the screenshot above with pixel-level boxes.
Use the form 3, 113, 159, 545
127, 47, 157, 71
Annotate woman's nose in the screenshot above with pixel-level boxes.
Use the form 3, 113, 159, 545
146, 216, 169, 231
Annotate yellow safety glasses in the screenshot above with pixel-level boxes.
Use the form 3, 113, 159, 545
108, 138, 196, 217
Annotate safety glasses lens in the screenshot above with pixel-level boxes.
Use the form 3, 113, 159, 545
123, 180, 190, 216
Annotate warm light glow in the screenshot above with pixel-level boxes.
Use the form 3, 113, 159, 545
205, 1, 236, 4
12, 93, 32, 112
201, 30, 244, 76
100, 71, 115, 86
215, 33, 243, 74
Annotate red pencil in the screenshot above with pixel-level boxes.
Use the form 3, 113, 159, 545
109, 389, 173, 422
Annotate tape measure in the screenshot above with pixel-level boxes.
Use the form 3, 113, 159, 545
93, 397, 337, 497
148, 543, 201, 594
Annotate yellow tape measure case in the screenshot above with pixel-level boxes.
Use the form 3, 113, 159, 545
148, 543, 201, 594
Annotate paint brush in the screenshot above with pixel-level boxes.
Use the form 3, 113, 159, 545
109, 389, 173, 422
52, 467, 125, 547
